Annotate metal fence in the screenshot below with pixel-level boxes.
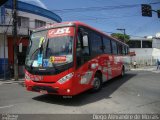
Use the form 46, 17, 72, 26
131, 56, 157, 67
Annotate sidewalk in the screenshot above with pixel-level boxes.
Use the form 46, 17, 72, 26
130, 65, 158, 71
0, 78, 24, 85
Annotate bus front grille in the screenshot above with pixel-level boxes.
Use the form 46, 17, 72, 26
32, 86, 58, 93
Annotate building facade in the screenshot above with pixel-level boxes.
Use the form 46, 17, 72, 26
0, 0, 62, 78
128, 37, 160, 66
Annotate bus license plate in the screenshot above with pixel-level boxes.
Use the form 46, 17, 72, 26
40, 90, 48, 94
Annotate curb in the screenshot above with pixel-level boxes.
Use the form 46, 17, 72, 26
130, 66, 158, 71
131, 68, 156, 71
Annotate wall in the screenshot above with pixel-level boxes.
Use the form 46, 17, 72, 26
130, 48, 153, 57
0, 8, 57, 35
0, 34, 8, 75
0, 34, 8, 59
152, 39, 160, 49
130, 48, 160, 65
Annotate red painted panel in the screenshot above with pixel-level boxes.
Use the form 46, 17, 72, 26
16, 37, 29, 46
7, 37, 29, 65
7, 37, 14, 65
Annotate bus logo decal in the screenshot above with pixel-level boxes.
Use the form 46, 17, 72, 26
48, 27, 74, 38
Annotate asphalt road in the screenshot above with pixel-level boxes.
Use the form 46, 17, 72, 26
0, 70, 160, 115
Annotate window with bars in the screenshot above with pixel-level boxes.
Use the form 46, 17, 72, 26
18, 16, 29, 28
35, 19, 46, 28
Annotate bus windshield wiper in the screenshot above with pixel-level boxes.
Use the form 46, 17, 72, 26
30, 45, 43, 60
29, 38, 59, 72
29, 41, 44, 68
30, 37, 46, 60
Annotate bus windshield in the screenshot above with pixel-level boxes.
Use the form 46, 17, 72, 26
25, 27, 74, 68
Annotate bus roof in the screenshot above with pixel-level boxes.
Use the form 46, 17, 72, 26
33, 21, 128, 46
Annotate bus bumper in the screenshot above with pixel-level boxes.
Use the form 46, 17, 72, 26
25, 80, 75, 96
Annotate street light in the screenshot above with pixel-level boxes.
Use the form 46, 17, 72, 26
116, 28, 126, 43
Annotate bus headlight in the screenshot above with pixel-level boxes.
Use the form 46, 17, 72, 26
58, 72, 74, 84
25, 73, 30, 81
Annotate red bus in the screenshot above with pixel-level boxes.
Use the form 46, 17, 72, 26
25, 21, 130, 96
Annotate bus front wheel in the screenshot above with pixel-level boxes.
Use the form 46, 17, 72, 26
92, 74, 102, 92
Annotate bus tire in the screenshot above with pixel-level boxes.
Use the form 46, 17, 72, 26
121, 66, 125, 77
92, 73, 102, 92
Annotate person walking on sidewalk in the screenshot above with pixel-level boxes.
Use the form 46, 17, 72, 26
133, 61, 137, 69
157, 58, 160, 70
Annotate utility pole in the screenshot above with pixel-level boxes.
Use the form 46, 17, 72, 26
13, 0, 18, 81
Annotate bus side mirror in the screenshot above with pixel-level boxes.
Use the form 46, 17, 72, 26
78, 28, 89, 47
19, 43, 23, 53
82, 35, 88, 47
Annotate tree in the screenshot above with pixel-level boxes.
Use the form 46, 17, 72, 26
111, 33, 130, 43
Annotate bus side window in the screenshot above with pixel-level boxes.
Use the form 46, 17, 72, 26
76, 28, 90, 67
90, 32, 103, 56
111, 40, 118, 55
118, 44, 123, 55
76, 32, 82, 67
125, 46, 129, 55
122, 45, 126, 55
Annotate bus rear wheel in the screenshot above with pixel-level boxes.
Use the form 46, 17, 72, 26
121, 66, 125, 77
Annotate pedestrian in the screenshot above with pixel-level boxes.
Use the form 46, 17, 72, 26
133, 61, 137, 69
156, 58, 160, 70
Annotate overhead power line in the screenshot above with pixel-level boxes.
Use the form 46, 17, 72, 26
52, 5, 138, 13
63, 15, 139, 21
51, 2, 160, 13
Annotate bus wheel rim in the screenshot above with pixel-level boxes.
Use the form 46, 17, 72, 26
94, 78, 100, 89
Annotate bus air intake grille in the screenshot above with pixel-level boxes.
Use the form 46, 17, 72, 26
33, 81, 55, 84
32, 86, 58, 93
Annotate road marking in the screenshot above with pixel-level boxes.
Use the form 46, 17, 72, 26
0, 105, 14, 109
